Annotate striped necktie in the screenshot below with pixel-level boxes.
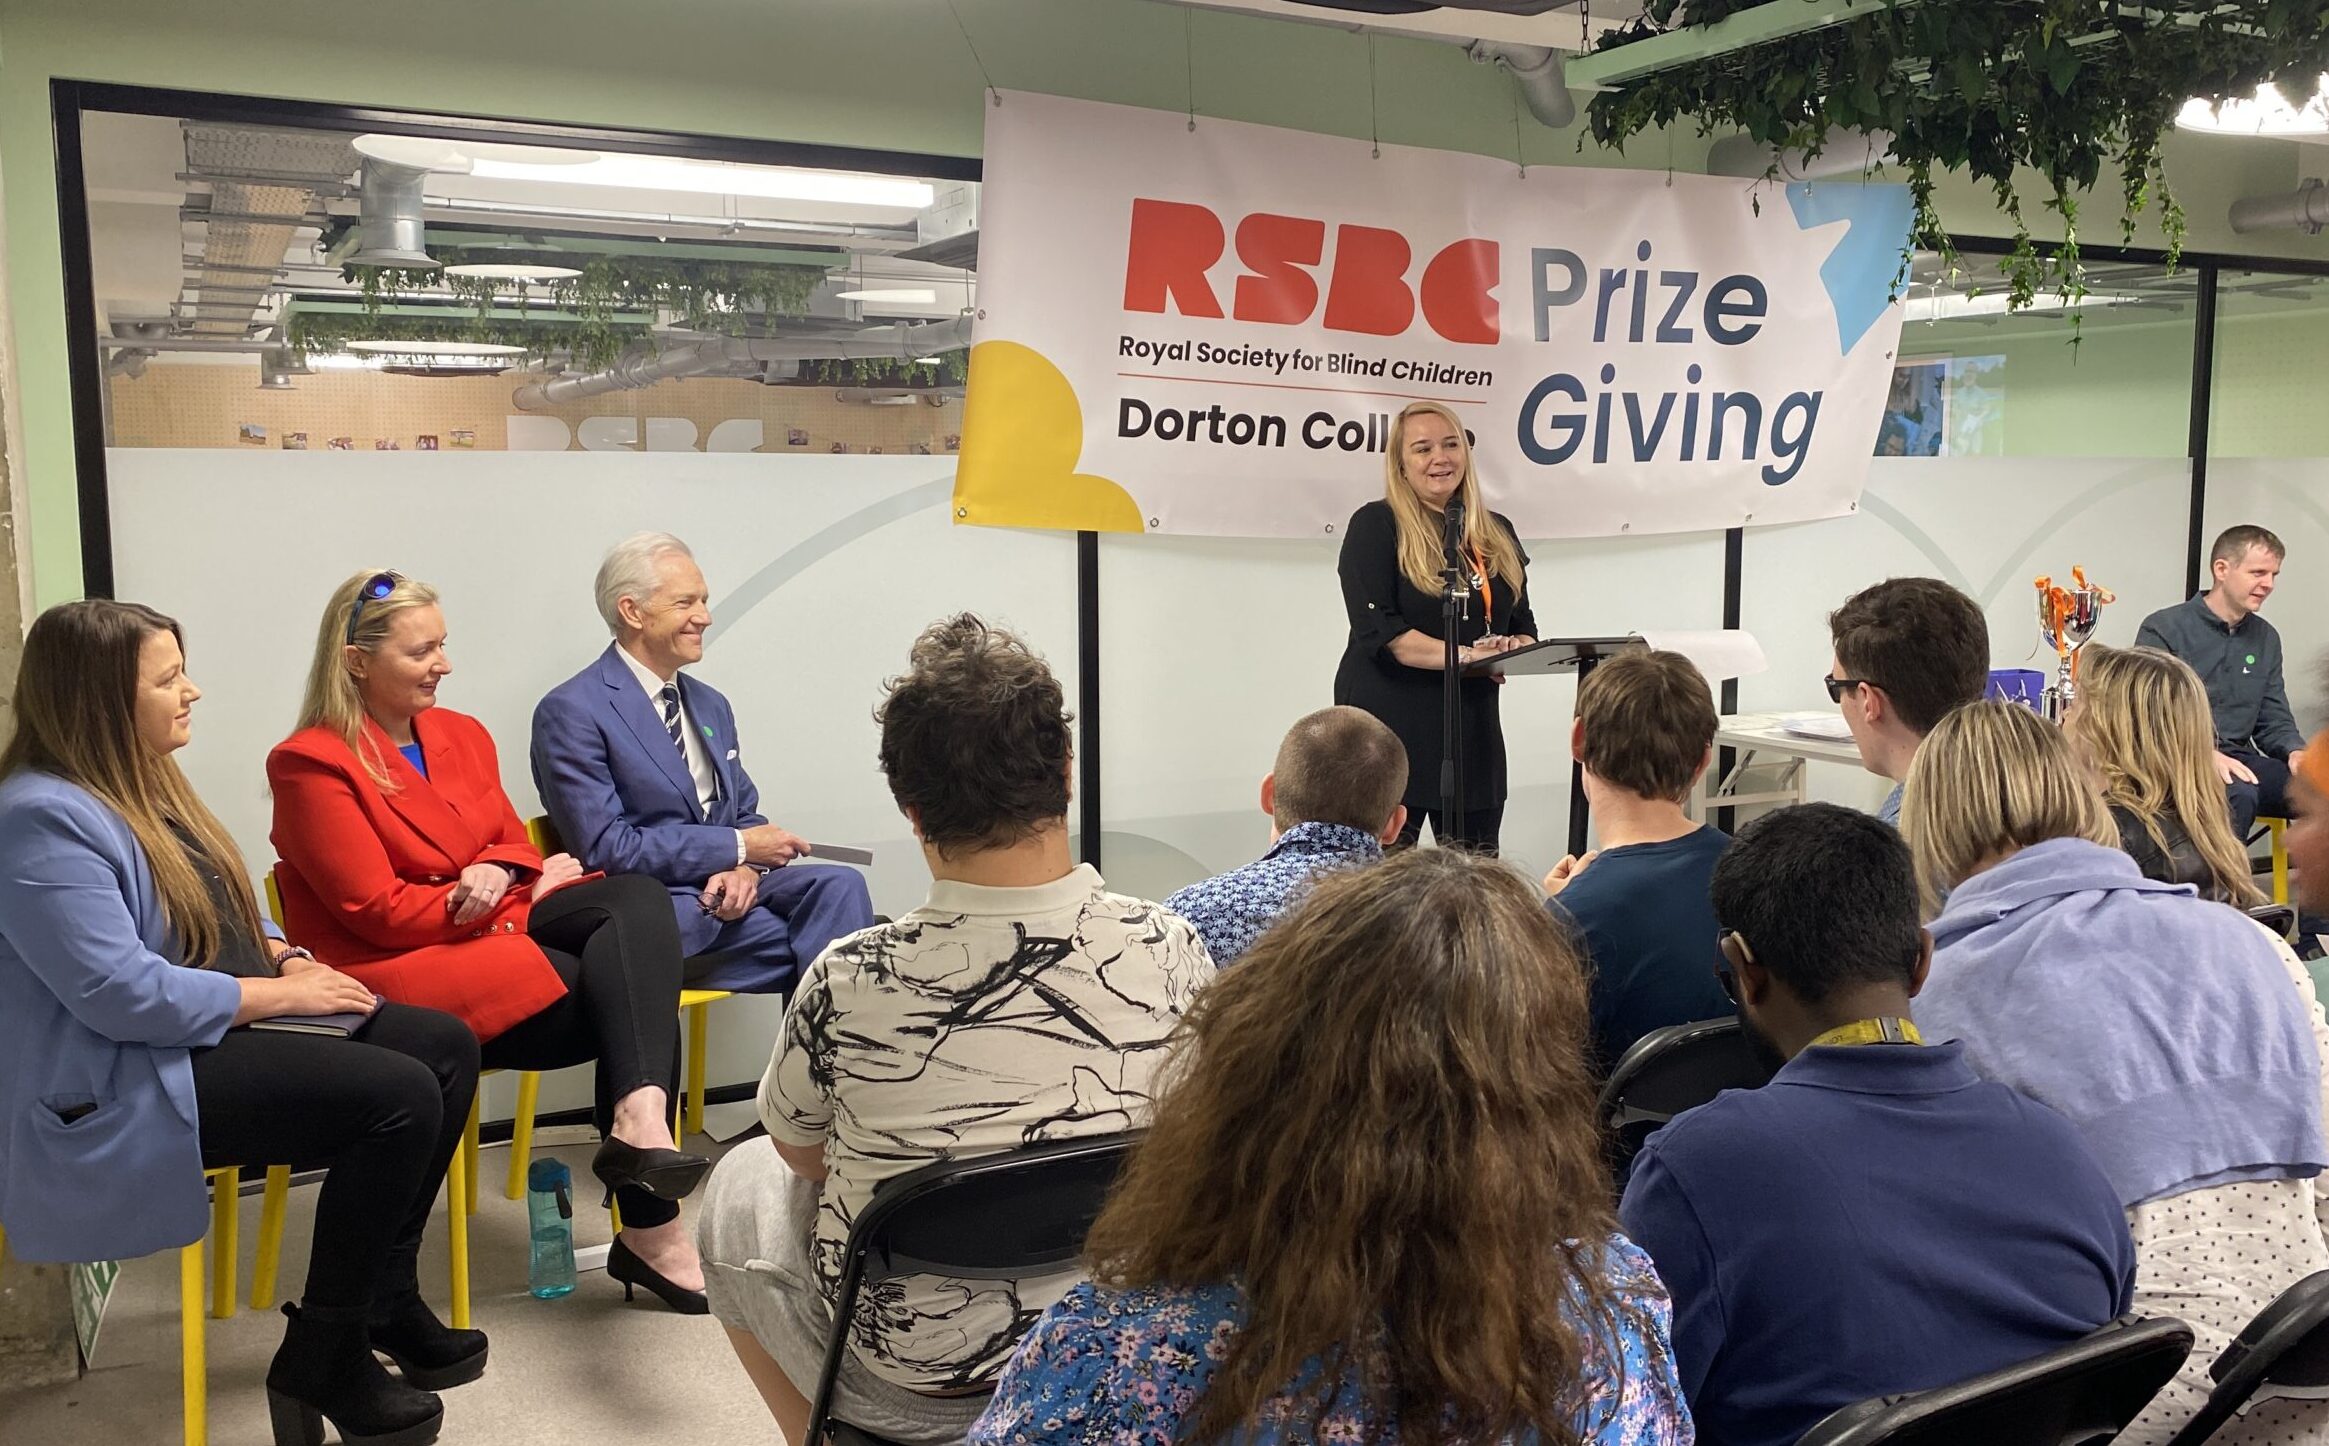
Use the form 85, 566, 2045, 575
658, 683, 687, 760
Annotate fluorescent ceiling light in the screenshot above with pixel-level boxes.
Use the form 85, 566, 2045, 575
836, 288, 939, 304
2177, 78, 2329, 135
346, 339, 528, 356
912, 355, 946, 364
353, 134, 599, 172
440, 263, 584, 281
868, 394, 921, 406
469, 153, 934, 209
1902, 291, 2140, 323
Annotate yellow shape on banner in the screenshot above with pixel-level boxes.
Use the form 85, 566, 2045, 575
953, 340, 1144, 533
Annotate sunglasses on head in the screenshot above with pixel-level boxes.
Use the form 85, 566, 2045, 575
346, 571, 402, 645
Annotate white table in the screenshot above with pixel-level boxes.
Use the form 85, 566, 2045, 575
1687, 711, 1870, 822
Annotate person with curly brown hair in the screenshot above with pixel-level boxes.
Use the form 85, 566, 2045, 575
969, 847, 1691, 1446
695, 614, 1214, 1445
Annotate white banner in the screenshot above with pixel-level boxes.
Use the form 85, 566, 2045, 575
955, 91, 1913, 540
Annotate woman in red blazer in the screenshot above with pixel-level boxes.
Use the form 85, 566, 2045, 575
270, 569, 707, 1313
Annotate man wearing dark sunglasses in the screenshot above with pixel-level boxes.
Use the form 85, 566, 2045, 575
1826, 577, 1990, 825
1619, 804, 2134, 1446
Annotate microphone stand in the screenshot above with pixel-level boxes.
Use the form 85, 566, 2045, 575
1438, 494, 1471, 847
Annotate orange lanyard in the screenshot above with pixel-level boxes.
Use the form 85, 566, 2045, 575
1468, 542, 1495, 621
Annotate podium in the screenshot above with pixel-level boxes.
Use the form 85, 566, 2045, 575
1467, 635, 1646, 856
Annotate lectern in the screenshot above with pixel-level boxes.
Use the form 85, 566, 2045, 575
1467, 635, 1646, 856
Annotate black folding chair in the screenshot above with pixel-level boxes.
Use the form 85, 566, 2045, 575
1793, 1315, 2194, 1446
805, 1133, 1141, 1446
2247, 903, 2297, 941
2166, 1271, 2329, 1444
1598, 1016, 1774, 1178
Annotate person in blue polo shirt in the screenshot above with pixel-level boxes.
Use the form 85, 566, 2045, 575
1164, 707, 1405, 967
1619, 803, 2134, 1446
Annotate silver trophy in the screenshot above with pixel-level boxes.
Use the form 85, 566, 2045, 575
2035, 569, 2114, 720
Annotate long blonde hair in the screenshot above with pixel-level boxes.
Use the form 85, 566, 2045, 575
1383, 401, 1526, 597
2068, 646, 2263, 905
0, 601, 266, 967
296, 569, 442, 789
1900, 700, 2121, 915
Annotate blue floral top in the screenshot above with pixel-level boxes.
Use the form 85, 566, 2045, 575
969, 1236, 1693, 1445
1163, 822, 1384, 968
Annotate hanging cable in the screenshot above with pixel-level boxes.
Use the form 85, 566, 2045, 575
946, 0, 1001, 107
1186, 7, 1198, 131
1368, 32, 1382, 159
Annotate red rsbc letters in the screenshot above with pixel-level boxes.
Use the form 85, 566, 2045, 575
1123, 198, 1499, 346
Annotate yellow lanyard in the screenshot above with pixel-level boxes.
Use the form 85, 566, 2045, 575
1807, 1017, 1925, 1048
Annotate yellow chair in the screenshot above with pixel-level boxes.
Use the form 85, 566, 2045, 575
260, 867, 473, 1328
2267, 817, 2291, 905
194, 1165, 478, 1442
522, 816, 734, 1140
0, 1161, 460, 1446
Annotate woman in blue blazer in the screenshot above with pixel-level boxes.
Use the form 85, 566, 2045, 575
0, 601, 482, 1446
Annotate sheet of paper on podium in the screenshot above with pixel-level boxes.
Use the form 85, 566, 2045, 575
1636, 629, 1767, 682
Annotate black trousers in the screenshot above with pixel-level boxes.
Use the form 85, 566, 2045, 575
193, 1001, 477, 1314
483, 873, 686, 1228
2225, 745, 2295, 840
1396, 804, 1505, 855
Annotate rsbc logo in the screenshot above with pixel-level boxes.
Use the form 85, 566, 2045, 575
1122, 199, 1499, 345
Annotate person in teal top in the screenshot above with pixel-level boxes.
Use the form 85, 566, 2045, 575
970, 848, 1692, 1446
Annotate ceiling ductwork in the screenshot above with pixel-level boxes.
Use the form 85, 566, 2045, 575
1467, 40, 1576, 128
179, 125, 357, 339
511, 316, 974, 410
896, 181, 981, 271
2230, 178, 2329, 235
347, 159, 439, 269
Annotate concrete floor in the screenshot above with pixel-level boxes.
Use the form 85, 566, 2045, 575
0, 1135, 774, 1445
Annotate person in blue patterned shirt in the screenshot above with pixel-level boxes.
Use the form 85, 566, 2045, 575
971, 848, 1693, 1446
1165, 707, 1409, 967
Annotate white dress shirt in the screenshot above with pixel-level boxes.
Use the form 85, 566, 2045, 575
617, 643, 746, 867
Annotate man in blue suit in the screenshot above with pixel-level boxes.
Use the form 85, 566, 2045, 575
532, 533, 874, 995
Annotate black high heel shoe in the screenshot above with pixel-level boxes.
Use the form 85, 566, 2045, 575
591, 1136, 711, 1202
368, 1290, 488, 1390
606, 1234, 711, 1315
265, 1302, 444, 1446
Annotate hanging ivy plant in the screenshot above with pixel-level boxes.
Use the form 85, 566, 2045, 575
1585, 1, 2329, 310
796, 354, 969, 388
323, 244, 828, 368
285, 309, 655, 368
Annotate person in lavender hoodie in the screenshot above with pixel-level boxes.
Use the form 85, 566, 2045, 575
1902, 701, 2329, 1446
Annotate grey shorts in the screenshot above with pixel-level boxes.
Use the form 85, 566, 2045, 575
694, 1143, 993, 1445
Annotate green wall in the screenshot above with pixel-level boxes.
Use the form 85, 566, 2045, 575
3, 0, 2325, 601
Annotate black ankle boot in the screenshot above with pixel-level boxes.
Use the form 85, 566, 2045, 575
368, 1290, 488, 1390
265, 1302, 445, 1446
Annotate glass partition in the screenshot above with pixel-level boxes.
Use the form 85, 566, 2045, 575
2203, 268, 2329, 731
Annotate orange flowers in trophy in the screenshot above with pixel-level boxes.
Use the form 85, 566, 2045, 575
2034, 567, 2115, 720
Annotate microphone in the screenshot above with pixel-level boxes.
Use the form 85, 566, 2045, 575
1441, 484, 1466, 565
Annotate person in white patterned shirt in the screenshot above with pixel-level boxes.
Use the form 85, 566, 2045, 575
693, 614, 1214, 1446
